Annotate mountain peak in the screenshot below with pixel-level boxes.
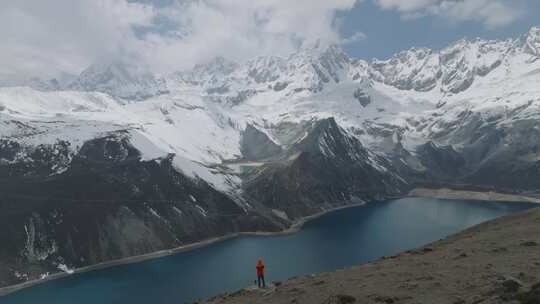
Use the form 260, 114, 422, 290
22, 77, 61, 91
284, 44, 352, 89
177, 57, 240, 88
523, 25, 540, 56
193, 57, 239, 76
70, 62, 168, 101
527, 25, 540, 37
57, 25, 540, 102
294, 43, 348, 61
370, 46, 440, 92
376, 47, 433, 65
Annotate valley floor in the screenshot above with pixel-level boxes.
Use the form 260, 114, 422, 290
204, 207, 540, 304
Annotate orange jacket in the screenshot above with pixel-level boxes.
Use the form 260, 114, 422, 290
256, 260, 265, 277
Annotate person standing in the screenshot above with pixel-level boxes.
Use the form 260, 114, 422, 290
256, 259, 266, 288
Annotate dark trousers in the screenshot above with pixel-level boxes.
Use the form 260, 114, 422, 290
257, 275, 266, 288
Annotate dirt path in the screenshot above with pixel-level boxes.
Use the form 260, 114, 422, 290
204, 207, 540, 304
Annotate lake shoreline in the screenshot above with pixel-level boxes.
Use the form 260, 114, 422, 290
0, 201, 370, 297
204, 205, 540, 304
409, 188, 540, 204
2, 187, 538, 298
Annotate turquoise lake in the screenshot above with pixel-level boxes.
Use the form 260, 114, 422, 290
2, 197, 537, 304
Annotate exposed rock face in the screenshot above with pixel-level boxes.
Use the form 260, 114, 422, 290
410, 112, 540, 192
243, 118, 407, 220
523, 26, 540, 57
415, 142, 466, 181
240, 124, 282, 161
0, 134, 280, 286
0, 139, 72, 177
353, 88, 371, 107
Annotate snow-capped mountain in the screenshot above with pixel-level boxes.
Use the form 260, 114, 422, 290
173, 43, 369, 105
523, 26, 540, 56
370, 38, 513, 93
69, 62, 169, 101
1, 27, 540, 288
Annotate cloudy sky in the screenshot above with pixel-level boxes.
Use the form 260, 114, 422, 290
1, 0, 539, 83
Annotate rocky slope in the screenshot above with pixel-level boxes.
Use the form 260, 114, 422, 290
243, 118, 406, 220
204, 207, 540, 304
1, 27, 540, 288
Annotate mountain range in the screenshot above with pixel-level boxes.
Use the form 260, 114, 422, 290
1, 26, 540, 288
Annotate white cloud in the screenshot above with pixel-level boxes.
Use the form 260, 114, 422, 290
375, 0, 524, 30
341, 31, 368, 44
0, 0, 359, 82
139, 0, 359, 72
0, 0, 155, 83
376, 0, 438, 12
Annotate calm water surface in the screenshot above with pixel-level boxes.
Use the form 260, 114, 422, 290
2, 197, 537, 304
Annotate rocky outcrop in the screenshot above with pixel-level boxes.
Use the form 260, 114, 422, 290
353, 88, 371, 107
